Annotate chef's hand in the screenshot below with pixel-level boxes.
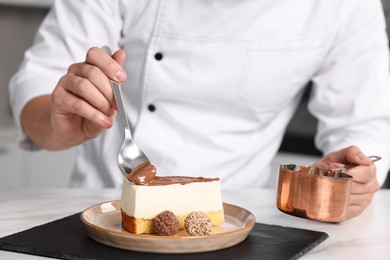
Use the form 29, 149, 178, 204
313, 145, 379, 220
50, 47, 127, 148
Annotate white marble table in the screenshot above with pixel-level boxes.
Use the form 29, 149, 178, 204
0, 188, 389, 259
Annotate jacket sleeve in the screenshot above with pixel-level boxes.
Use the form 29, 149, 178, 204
309, 0, 390, 185
8, 0, 123, 150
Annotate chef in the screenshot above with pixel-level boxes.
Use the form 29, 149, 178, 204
9, 0, 390, 220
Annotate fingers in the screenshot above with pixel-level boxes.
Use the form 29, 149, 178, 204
314, 146, 373, 171
345, 166, 379, 220
349, 192, 373, 206
112, 49, 127, 67
52, 83, 114, 129
67, 62, 117, 113
84, 47, 127, 111
344, 147, 372, 167
347, 192, 375, 220
347, 205, 365, 220
349, 164, 378, 185
330, 146, 372, 166
351, 175, 379, 195
53, 47, 127, 129
85, 47, 127, 82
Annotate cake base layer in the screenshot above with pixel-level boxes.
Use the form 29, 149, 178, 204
122, 209, 225, 234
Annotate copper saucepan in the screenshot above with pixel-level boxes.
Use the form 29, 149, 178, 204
276, 156, 381, 222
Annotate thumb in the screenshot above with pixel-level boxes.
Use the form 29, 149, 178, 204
343, 146, 372, 166
112, 49, 126, 68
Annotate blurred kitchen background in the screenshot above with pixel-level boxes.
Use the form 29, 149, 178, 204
0, 0, 389, 189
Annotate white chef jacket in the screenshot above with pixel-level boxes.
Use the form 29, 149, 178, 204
9, 0, 390, 188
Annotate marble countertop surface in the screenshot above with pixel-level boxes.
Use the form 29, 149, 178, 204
0, 188, 389, 259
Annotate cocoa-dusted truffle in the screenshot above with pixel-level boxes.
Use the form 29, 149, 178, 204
154, 210, 179, 236
184, 211, 212, 236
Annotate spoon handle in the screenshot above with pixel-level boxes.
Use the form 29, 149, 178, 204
111, 80, 132, 138
101, 46, 132, 138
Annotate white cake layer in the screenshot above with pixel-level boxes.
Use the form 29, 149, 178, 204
121, 178, 223, 219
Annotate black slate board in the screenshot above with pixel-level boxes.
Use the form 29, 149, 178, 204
0, 213, 328, 260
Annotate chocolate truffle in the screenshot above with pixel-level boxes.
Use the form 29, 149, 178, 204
184, 211, 212, 236
154, 210, 179, 236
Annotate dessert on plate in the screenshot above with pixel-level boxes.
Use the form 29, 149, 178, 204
120, 162, 225, 235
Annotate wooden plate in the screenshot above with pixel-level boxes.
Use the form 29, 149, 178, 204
81, 200, 256, 253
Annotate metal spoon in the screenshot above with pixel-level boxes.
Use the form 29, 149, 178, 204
102, 46, 150, 176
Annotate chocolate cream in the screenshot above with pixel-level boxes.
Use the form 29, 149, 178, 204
126, 161, 157, 184
126, 161, 219, 186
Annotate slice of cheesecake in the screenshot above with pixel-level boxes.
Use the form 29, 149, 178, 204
121, 176, 225, 234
